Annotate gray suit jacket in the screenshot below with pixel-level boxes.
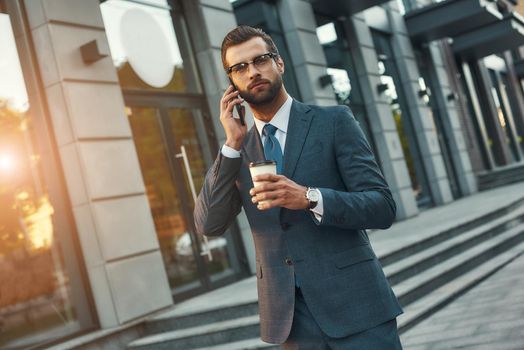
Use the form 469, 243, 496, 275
194, 100, 402, 344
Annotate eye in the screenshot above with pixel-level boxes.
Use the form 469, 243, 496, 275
254, 54, 271, 66
232, 63, 248, 73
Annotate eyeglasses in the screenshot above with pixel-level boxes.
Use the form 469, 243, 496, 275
227, 52, 278, 76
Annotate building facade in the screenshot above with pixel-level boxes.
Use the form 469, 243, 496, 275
0, 0, 522, 348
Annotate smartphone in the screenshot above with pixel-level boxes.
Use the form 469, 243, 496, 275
228, 77, 246, 126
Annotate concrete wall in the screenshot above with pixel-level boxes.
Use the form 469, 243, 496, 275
24, 0, 172, 327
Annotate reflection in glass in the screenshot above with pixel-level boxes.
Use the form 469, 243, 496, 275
1, 14, 80, 349
127, 107, 201, 292
167, 109, 234, 282
327, 68, 351, 104
0, 104, 80, 350
100, 0, 188, 92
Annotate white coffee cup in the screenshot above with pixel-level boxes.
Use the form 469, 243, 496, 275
249, 160, 277, 206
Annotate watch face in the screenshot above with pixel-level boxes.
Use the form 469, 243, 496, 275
308, 189, 320, 202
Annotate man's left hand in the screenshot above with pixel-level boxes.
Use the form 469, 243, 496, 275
250, 174, 309, 210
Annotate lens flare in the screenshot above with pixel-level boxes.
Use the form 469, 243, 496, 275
0, 153, 15, 172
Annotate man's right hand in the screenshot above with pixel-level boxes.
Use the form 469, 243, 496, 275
220, 85, 247, 151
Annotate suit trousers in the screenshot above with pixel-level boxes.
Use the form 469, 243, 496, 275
282, 288, 403, 350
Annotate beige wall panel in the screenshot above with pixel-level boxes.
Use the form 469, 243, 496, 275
31, 24, 61, 86
78, 140, 146, 200
201, 6, 237, 49
286, 30, 327, 66
42, 0, 105, 28
47, 23, 117, 82
45, 83, 75, 146
59, 143, 89, 206
63, 82, 132, 139
199, 0, 233, 11
106, 251, 173, 323
91, 195, 159, 261
72, 204, 104, 267
87, 264, 119, 328
279, 0, 316, 31
24, 0, 46, 29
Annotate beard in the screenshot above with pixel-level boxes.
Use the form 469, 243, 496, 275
239, 74, 283, 106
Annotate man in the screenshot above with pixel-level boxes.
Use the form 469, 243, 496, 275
194, 25, 403, 349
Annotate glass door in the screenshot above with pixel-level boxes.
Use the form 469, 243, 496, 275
125, 97, 247, 301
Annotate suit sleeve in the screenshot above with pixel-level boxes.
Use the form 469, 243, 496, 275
316, 107, 397, 230
194, 152, 243, 237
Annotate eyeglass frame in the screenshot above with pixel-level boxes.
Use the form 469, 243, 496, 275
226, 52, 279, 76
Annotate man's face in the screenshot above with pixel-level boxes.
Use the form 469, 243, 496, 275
225, 37, 284, 105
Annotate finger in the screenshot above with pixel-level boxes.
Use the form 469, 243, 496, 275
223, 90, 240, 104
258, 198, 283, 210
225, 97, 244, 116
250, 182, 279, 195
221, 90, 240, 110
253, 173, 282, 182
256, 190, 279, 202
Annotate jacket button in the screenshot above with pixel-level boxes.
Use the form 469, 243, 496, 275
281, 222, 290, 230
285, 257, 293, 265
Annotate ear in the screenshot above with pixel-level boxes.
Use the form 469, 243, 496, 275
276, 56, 285, 74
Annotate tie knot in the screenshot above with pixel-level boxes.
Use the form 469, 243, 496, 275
263, 124, 278, 136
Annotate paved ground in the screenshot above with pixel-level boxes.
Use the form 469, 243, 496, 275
400, 253, 524, 350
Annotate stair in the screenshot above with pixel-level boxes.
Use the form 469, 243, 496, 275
125, 195, 524, 349
478, 163, 524, 191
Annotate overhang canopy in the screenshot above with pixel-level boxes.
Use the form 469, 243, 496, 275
404, 0, 503, 43
515, 59, 524, 77
452, 12, 524, 60
306, 0, 390, 17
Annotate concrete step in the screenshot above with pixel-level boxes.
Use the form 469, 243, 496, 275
191, 337, 279, 350
478, 170, 524, 191
144, 301, 259, 334
127, 198, 524, 350
384, 207, 524, 285
393, 223, 524, 307
398, 241, 524, 334
127, 315, 260, 350
378, 196, 524, 267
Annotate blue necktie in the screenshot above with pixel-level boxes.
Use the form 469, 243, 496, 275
262, 124, 283, 174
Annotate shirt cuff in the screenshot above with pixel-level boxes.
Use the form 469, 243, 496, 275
221, 144, 241, 158
310, 191, 324, 223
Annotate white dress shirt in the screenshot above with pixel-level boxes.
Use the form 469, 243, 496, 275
221, 95, 324, 221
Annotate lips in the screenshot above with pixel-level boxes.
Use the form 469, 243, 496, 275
249, 80, 269, 89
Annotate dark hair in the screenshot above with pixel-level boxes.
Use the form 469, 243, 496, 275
221, 25, 279, 71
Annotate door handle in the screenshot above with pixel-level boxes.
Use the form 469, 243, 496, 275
176, 145, 213, 261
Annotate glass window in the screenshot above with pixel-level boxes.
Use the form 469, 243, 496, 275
100, 0, 192, 93
0, 13, 86, 349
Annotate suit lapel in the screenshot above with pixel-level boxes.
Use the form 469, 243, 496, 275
242, 125, 265, 164
282, 100, 313, 179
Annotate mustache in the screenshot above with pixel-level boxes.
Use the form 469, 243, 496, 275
248, 79, 270, 89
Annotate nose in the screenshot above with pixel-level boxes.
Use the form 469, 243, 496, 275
247, 63, 262, 79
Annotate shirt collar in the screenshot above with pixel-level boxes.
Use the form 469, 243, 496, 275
254, 94, 293, 138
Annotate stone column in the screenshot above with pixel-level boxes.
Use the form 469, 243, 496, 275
425, 41, 477, 195
24, 0, 172, 327
388, 3, 453, 205
276, 0, 337, 106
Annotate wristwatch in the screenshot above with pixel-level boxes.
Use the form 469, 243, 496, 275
306, 187, 320, 209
